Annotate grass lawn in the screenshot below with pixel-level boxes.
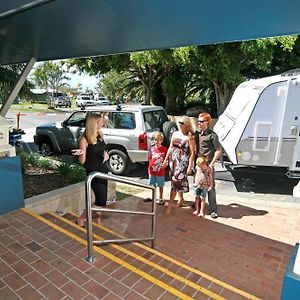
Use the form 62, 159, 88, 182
10, 102, 55, 113
10, 100, 75, 113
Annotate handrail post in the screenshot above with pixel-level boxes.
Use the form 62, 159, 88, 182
83, 172, 156, 263
151, 188, 156, 249
85, 175, 96, 263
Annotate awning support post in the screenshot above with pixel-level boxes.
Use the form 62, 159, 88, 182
0, 57, 36, 117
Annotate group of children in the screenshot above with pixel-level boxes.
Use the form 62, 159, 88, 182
147, 131, 213, 217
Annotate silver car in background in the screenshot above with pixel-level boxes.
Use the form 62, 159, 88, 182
34, 104, 177, 175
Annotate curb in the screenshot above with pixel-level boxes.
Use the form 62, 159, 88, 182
17, 112, 69, 116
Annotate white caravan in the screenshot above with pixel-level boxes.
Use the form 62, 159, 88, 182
214, 70, 300, 178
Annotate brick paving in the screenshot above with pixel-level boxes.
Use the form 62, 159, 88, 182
1, 191, 300, 299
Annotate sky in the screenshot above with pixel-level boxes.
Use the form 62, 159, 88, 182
66, 72, 98, 91
32, 60, 99, 92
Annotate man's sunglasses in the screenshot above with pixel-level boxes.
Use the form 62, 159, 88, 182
198, 119, 207, 123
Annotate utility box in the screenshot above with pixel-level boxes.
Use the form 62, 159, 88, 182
0, 116, 16, 157
281, 243, 300, 300
0, 116, 23, 214
0, 156, 24, 214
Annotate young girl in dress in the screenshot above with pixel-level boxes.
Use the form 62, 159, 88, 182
193, 156, 213, 217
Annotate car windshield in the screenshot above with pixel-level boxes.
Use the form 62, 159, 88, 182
66, 111, 87, 126
143, 110, 168, 131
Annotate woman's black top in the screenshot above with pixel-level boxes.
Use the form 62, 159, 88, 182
84, 136, 108, 175
84, 136, 108, 206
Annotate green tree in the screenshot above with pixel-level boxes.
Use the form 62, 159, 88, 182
68, 52, 170, 105
0, 64, 34, 103
132, 49, 210, 113
182, 35, 298, 115
99, 70, 142, 102
32, 62, 70, 106
67, 35, 300, 116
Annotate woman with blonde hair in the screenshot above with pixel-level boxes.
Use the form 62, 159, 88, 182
163, 115, 195, 215
72, 113, 109, 226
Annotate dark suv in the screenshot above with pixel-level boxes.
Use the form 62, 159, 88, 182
34, 104, 177, 175
54, 96, 71, 108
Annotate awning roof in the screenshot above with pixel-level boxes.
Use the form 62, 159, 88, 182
1, 0, 300, 65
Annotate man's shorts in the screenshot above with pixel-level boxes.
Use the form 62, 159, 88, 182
149, 175, 165, 187
194, 187, 207, 198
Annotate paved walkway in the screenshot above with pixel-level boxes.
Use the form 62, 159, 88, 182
1, 184, 300, 299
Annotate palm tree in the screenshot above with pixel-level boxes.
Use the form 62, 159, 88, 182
0, 64, 34, 104
33, 61, 70, 107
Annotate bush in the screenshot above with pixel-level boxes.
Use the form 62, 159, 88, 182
57, 162, 86, 184
18, 150, 85, 184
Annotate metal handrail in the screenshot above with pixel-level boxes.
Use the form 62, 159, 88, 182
85, 172, 156, 262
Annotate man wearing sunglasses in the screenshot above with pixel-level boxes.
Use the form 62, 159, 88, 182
197, 112, 222, 218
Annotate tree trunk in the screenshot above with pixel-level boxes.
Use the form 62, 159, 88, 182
213, 81, 235, 116
144, 86, 151, 104
164, 94, 176, 114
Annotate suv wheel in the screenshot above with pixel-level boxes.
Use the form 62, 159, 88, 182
39, 140, 53, 156
162, 121, 177, 146
107, 149, 130, 175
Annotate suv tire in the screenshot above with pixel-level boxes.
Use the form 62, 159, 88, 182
162, 121, 177, 147
39, 140, 53, 156
107, 149, 130, 175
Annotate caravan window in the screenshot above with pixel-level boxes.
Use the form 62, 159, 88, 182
253, 122, 272, 151
224, 84, 259, 120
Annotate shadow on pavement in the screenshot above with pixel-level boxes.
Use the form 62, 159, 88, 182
126, 163, 172, 182
126, 163, 149, 179
217, 203, 268, 219
219, 165, 299, 196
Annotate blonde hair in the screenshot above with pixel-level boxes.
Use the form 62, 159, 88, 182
83, 113, 103, 144
154, 132, 164, 141
196, 156, 207, 166
178, 115, 195, 134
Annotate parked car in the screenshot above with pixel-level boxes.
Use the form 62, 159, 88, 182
95, 96, 110, 105
34, 104, 177, 175
76, 94, 95, 107
54, 95, 71, 108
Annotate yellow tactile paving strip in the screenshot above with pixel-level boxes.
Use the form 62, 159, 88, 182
22, 208, 196, 299
49, 211, 224, 299
22, 208, 260, 299
69, 211, 260, 300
